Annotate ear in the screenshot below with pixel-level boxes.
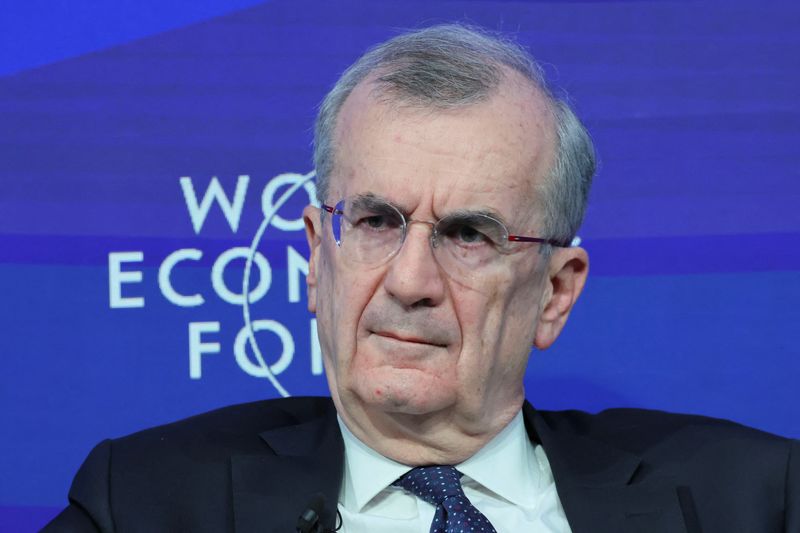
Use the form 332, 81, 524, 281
533, 246, 589, 350
303, 205, 323, 313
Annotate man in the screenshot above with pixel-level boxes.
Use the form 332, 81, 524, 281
45, 24, 798, 533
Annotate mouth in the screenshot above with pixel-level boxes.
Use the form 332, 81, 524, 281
370, 330, 448, 348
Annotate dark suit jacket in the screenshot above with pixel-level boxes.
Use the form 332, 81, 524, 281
44, 397, 799, 533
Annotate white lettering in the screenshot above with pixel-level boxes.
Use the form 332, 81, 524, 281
234, 320, 294, 377
211, 247, 271, 305
159, 248, 204, 307
261, 173, 318, 232
180, 175, 249, 234
287, 246, 309, 303
188, 321, 220, 379
108, 252, 145, 308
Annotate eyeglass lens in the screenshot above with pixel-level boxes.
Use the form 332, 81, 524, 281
330, 196, 516, 272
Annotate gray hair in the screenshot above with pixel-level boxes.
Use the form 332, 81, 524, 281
313, 23, 596, 243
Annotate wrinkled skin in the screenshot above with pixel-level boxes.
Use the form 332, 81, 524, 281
304, 70, 589, 465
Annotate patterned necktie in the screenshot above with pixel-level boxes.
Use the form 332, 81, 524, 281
393, 465, 498, 533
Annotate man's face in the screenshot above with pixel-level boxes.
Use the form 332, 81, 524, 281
305, 73, 576, 446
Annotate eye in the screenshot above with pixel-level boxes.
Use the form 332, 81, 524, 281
438, 214, 508, 250
363, 215, 389, 230
454, 224, 486, 244
352, 212, 402, 232
444, 223, 494, 247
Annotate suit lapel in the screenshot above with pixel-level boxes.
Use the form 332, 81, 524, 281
524, 403, 691, 533
229, 400, 696, 532
231, 405, 344, 533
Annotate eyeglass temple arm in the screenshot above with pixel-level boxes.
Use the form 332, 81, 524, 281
507, 235, 576, 248
321, 204, 343, 215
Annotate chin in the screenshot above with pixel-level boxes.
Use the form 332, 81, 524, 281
353, 367, 454, 416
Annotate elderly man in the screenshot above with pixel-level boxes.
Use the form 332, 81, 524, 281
46, 24, 797, 533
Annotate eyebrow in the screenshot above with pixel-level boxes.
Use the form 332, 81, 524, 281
349, 192, 511, 227
443, 208, 510, 227
349, 193, 401, 212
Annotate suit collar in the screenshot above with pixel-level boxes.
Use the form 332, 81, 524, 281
229, 399, 695, 533
231, 400, 344, 533
523, 402, 692, 533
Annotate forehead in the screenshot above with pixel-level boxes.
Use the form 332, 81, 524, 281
331, 71, 556, 226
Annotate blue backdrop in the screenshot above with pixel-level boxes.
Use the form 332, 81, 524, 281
1, 1, 798, 531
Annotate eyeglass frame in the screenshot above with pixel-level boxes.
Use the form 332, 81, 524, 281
320, 198, 572, 259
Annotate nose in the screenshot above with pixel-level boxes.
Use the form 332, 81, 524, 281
383, 221, 446, 308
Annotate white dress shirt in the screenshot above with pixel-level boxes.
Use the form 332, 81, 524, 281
336, 411, 572, 533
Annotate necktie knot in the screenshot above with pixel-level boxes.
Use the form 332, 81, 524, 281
393, 466, 498, 533
393, 466, 464, 506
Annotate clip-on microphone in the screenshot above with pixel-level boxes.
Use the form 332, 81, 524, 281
296, 493, 325, 533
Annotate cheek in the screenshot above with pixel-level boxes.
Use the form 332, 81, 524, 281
316, 246, 353, 364
456, 272, 518, 341
502, 277, 544, 355
314, 249, 339, 370
494, 274, 546, 382
454, 270, 541, 380
317, 248, 384, 375
449, 285, 503, 383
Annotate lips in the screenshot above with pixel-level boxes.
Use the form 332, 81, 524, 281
371, 330, 448, 348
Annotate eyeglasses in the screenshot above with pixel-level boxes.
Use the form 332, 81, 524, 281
321, 194, 568, 274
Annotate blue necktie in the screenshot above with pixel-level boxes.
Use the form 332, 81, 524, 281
393, 465, 498, 533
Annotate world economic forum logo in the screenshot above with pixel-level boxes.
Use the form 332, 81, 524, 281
106, 172, 319, 396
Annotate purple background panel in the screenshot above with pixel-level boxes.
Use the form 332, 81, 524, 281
1, 1, 798, 531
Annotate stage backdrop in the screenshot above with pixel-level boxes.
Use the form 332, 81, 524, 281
1, 1, 798, 530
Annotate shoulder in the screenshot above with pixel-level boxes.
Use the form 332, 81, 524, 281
58, 396, 337, 531
528, 406, 799, 529
109, 395, 336, 456
114, 396, 335, 442
532, 405, 797, 482
71, 396, 336, 489
535, 406, 793, 450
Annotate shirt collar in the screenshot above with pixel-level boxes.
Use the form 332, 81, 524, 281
456, 410, 542, 508
337, 410, 542, 511
337, 416, 411, 512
